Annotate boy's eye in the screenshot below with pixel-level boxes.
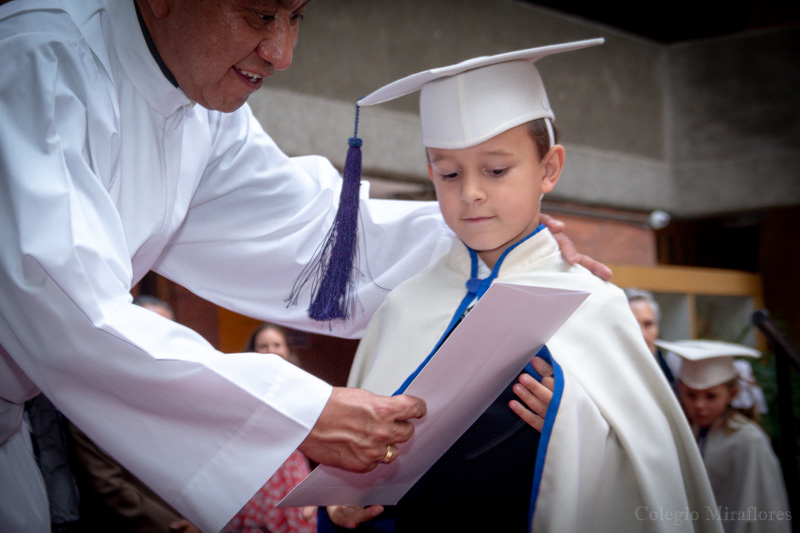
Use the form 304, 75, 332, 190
488, 168, 509, 177
433, 168, 459, 180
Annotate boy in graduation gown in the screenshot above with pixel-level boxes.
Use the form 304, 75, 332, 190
661, 339, 792, 533
322, 40, 721, 532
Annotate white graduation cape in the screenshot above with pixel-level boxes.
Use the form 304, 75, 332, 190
349, 229, 722, 532
0, 1, 451, 531
699, 414, 791, 533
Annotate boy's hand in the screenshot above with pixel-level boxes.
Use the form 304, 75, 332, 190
509, 356, 555, 432
169, 519, 201, 533
541, 214, 612, 281
327, 505, 386, 529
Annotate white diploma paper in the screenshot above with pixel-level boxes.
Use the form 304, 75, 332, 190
279, 283, 588, 507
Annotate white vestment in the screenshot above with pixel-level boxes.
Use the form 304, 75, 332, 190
698, 414, 791, 533
349, 229, 722, 532
0, 1, 450, 531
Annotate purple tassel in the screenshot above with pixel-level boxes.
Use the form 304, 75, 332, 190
287, 107, 363, 321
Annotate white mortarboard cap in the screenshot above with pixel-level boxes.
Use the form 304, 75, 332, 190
357, 38, 604, 149
655, 339, 761, 390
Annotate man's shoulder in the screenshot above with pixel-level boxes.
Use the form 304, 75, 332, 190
0, 0, 111, 90
0, 1, 85, 45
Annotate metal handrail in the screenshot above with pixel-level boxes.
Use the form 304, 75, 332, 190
752, 309, 800, 372
751, 309, 798, 526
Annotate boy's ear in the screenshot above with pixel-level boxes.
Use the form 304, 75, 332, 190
427, 162, 435, 182
540, 145, 565, 195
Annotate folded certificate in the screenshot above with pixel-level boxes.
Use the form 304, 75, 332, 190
279, 283, 588, 507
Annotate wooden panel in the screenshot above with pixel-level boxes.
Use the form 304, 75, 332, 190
610, 263, 764, 348
217, 307, 262, 354
609, 263, 762, 301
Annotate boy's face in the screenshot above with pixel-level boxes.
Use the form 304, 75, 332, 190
427, 124, 562, 268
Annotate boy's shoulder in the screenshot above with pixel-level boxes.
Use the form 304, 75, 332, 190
380, 229, 626, 309
501, 228, 618, 293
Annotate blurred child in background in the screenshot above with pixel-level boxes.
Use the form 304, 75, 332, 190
660, 339, 791, 533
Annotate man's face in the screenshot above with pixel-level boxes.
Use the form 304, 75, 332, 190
629, 299, 659, 355
153, 0, 309, 112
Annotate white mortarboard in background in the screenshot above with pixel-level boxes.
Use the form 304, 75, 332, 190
655, 339, 761, 390
358, 38, 605, 149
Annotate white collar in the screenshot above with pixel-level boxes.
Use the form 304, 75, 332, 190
446, 227, 560, 280
95, 0, 193, 118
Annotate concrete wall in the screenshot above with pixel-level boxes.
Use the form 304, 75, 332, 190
668, 29, 800, 215
248, 0, 800, 218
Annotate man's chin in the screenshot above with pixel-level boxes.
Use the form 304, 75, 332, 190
192, 85, 253, 113
201, 96, 250, 113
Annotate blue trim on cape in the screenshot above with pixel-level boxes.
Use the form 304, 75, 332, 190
393, 223, 546, 395
526, 345, 564, 528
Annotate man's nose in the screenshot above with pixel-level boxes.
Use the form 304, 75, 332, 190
257, 20, 296, 71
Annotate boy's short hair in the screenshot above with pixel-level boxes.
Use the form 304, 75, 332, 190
526, 119, 560, 160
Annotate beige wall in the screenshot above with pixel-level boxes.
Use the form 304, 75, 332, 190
248, 0, 799, 218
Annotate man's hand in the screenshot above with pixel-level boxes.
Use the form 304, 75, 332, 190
299, 387, 426, 472
541, 213, 612, 281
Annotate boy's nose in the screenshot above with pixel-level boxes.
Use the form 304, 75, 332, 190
461, 175, 486, 203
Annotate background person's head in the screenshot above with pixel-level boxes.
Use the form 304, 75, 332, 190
624, 288, 660, 355
677, 378, 739, 430
657, 339, 761, 430
132, 294, 174, 321
245, 323, 299, 365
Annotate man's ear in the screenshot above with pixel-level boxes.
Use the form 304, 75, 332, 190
540, 144, 565, 195
140, 0, 170, 20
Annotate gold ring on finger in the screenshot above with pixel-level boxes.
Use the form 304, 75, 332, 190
380, 443, 397, 464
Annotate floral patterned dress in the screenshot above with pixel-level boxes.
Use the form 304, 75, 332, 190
225, 451, 317, 533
